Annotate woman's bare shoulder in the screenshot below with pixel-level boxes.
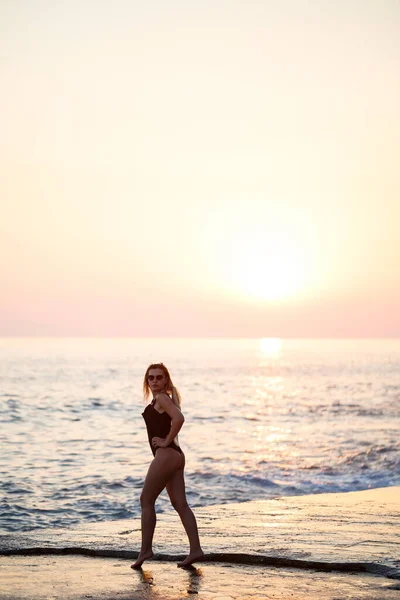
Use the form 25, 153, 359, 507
156, 393, 184, 418
155, 392, 174, 407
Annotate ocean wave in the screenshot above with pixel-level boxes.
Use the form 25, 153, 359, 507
338, 445, 400, 469
2, 462, 400, 533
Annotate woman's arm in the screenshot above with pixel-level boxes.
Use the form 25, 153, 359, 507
155, 393, 185, 446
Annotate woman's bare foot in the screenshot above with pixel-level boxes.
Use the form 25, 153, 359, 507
177, 550, 205, 568
131, 550, 154, 569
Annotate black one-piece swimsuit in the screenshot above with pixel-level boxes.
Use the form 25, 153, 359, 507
142, 399, 183, 457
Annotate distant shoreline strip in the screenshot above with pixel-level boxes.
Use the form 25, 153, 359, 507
1, 547, 398, 580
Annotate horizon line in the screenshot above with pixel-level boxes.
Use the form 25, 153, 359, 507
1, 335, 399, 341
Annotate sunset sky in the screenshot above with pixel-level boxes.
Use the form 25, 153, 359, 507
1, 0, 399, 337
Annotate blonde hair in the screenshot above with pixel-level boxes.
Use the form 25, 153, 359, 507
143, 363, 182, 407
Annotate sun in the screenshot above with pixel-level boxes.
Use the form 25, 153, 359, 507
201, 206, 318, 303
226, 230, 309, 302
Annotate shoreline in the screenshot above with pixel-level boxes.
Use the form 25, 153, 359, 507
0, 486, 399, 599
2, 546, 393, 576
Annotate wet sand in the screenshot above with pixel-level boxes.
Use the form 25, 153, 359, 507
1, 554, 400, 600
0, 486, 399, 599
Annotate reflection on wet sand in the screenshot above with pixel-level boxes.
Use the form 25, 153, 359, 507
138, 568, 154, 586
133, 565, 203, 598
186, 566, 203, 595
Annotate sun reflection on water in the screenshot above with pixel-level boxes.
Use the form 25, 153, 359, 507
259, 337, 282, 356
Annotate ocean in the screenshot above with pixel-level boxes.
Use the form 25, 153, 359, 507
1, 337, 399, 533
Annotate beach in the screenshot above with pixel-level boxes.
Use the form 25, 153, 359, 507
1, 338, 399, 598
1, 486, 399, 599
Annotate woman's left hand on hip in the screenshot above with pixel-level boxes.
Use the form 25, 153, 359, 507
152, 437, 168, 448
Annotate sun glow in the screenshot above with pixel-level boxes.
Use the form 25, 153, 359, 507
225, 228, 314, 302
260, 337, 281, 355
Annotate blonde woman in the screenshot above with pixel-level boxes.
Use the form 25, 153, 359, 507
132, 363, 204, 569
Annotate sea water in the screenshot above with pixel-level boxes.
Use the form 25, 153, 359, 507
1, 337, 399, 532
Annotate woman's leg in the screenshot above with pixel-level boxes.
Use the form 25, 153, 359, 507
131, 448, 182, 569
166, 459, 205, 567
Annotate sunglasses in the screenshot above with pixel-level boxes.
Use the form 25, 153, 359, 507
147, 375, 165, 381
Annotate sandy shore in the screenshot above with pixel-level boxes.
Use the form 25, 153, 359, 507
2, 555, 400, 600
1, 486, 399, 599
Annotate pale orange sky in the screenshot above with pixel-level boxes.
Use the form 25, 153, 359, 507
1, 1, 399, 337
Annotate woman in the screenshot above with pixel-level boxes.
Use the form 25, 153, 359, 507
132, 363, 205, 569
